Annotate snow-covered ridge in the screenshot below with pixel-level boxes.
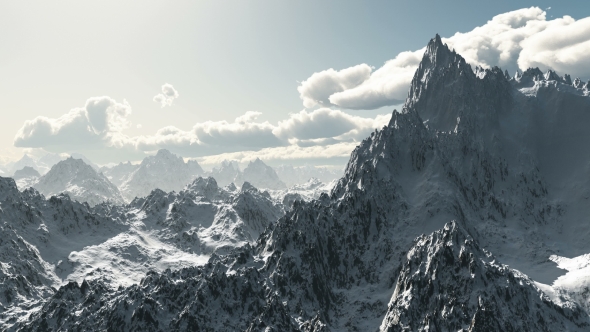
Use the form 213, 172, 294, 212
33, 157, 125, 207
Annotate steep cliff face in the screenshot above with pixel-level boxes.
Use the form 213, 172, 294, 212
8, 35, 590, 331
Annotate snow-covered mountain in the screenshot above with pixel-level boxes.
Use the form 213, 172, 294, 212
275, 164, 342, 187
6, 154, 37, 176
208, 160, 242, 187
0, 174, 283, 330
269, 177, 337, 210
100, 161, 139, 187
0, 176, 128, 328
12, 166, 40, 190
241, 158, 286, 190
119, 149, 204, 201
4, 153, 70, 176
207, 158, 286, 190
380, 221, 587, 331
6, 35, 590, 330
33, 157, 125, 206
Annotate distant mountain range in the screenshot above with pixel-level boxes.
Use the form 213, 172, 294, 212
7, 149, 341, 206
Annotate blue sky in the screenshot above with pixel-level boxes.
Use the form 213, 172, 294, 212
1, 1, 589, 166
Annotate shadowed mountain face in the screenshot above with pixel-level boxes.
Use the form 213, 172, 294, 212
8, 35, 590, 331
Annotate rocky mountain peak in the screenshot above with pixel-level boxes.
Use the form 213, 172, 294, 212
13, 166, 40, 180
34, 157, 125, 206
185, 176, 219, 199
380, 221, 588, 331
242, 158, 286, 190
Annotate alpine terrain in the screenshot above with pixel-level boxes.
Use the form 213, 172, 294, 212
2, 35, 590, 331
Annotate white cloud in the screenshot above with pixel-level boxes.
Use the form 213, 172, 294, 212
130, 111, 283, 155
299, 7, 590, 110
297, 64, 372, 108
153, 83, 179, 107
15, 97, 390, 164
328, 50, 423, 110
273, 108, 391, 143
14, 96, 131, 149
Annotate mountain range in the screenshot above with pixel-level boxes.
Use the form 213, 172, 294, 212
3, 34, 590, 330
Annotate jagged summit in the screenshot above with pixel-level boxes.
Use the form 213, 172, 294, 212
13, 166, 40, 180
402, 34, 508, 133
242, 158, 286, 190
381, 221, 587, 331
12, 166, 41, 190
34, 157, 125, 206
119, 149, 203, 201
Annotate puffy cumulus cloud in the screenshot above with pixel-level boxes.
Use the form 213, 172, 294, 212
15, 97, 391, 164
273, 108, 391, 143
328, 50, 423, 110
14, 96, 131, 149
193, 111, 281, 148
129, 111, 283, 155
297, 64, 372, 108
299, 7, 590, 110
153, 83, 179, 107
517, 16, 590, 76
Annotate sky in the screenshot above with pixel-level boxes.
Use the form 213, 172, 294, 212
1, 1, 590, 167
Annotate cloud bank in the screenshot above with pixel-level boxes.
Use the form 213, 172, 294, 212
14, 96, 131, 149
153, 83, 179, 107
299, 7, 590, 110
14, 98, 390, 163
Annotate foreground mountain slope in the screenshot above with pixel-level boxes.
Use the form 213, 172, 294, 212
12, 35, 590, 331
380, 221, 586, 331
33, 157, 125, 206
0, 174, 284, 330
0, 176, 128, 327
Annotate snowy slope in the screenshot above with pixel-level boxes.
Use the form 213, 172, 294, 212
380, 221, 587, 331
12, 166, 40, 190
269, 177, 337, 210
0, 174, 283, 330
0, 176, 128, 327
119, 149, 203, 201
33, 157, 125, 206
275, 164, 342, 187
